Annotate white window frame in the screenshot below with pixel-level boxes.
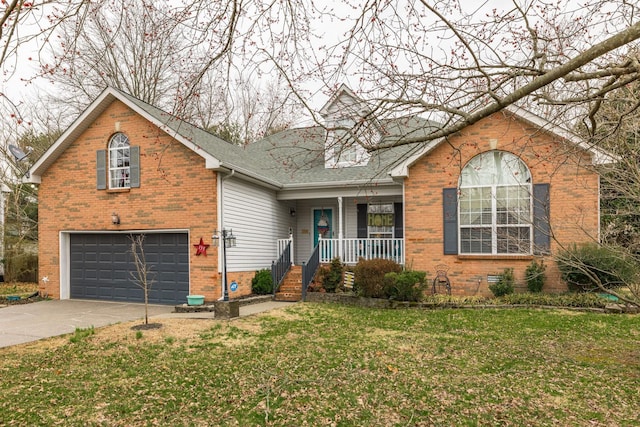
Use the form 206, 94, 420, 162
458, 151, 533, 255
367, 203, 394, 238
108, 133, 131, 189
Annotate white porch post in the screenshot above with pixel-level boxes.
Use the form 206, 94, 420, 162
289, 231, 294, 266
337, 196, 343, 261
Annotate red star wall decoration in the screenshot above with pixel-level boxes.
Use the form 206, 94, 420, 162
194, 237, 210, 256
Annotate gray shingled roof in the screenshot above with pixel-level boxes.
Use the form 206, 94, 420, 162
245, 118, 439, 186
118, 89, 441, 188
31, 87, 608, 188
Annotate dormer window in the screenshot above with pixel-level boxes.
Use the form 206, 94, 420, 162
320, 85, 381, 169
335, 144, 357, 164
324, 116, 375, 168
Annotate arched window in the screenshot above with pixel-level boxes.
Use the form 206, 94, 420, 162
108, 133, 130, 189
459, 151, 532, 254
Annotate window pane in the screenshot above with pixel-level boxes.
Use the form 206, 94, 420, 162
368, 203, 394, 213
496, 185, 531, 225
368, 203, 394, 238
461, 151, 531, 186
459, 187, 491, 225
460, 227, 492, 254
497, 226, 531, 254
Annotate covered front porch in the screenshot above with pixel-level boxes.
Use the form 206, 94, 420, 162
277, 186, 405, 266
272, 189, 405, 301
278, 236, 404, 265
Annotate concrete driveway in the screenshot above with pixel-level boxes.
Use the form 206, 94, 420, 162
0, 300, 174, 348
0, 299, 294, 349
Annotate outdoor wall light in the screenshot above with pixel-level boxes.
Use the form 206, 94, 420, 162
290, 207, 296, 217
111, 212, 120, 225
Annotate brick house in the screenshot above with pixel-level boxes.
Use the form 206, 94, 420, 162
27, 85, 608, 304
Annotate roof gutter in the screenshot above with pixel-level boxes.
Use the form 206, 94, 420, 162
281, 177, 398, 190
212, 163, 282, 191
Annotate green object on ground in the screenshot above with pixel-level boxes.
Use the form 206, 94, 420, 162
598, 293, 619, 302
187, 295, 205, 306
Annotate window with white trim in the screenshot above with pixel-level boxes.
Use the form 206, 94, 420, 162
459, 151, 532, 254
108, 133, 131, 189
367, 203, 394, 238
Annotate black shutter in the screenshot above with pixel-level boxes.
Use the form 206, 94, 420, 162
443, 188, 458, 255
96, 150, 106, 190
394, 202, 403, 238
357, 204, 368, 238
130, 146, 140, 188
533, 183, 551, 254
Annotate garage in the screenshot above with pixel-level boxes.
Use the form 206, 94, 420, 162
70, 232, 189, 305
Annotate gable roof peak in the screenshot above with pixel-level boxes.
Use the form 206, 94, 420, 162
318, 84, 371, 121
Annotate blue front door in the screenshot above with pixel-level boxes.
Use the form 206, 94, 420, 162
313, 208, 333, 244
313, 208, 333, 259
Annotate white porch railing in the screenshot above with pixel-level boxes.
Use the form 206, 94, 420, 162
277, 235, 294, 266
318, 238, 404, 265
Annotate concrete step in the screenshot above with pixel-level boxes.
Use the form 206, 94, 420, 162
274, 292, 302, 302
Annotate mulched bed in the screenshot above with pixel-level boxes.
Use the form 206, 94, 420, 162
130, 322, 163, 331
0, 294, 45, 306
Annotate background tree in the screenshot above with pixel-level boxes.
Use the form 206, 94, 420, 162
39, 0, 300, 141
44, 1, 187, 114
1, 1, 640, 141
580, 81, 640, 253
0, 127, 55, 282
2, 182, 37, 282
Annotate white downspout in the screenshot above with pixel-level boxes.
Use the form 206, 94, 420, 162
401, 183, 406, 265
338, 196, 343, 261
217, 169, 235, 299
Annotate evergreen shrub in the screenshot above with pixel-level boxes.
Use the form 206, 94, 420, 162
557, 243, 638, 291
489, 268, 515, 297
251, 269, 273, 295
354, 258, 402, 298
383, 270, 427, 301
525, 259, 546, 293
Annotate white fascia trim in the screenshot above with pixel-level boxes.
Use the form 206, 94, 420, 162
389, 138, 443, 178
105, 91, 282, 190
215, 165, 281, 190
26, 87, 224, 181
28, 88, 118, 180
25, 174, 41, 184
283, 177, 397, 190
277, 181, 402, 200
505, 105, 616, 165
122, 98, 224, 168
59, 232, 70, 299
119, 99, 283, 189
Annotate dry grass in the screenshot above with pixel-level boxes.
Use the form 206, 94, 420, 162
0, 303, 638, 426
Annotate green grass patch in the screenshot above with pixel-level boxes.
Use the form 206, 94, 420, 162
0, 304, 638, 426
69, 326, 95, 343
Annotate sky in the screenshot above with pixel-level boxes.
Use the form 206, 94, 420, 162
0, 0, 627, 137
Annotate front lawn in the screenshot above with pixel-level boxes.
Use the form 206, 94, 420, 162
0, 303, 638, 426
